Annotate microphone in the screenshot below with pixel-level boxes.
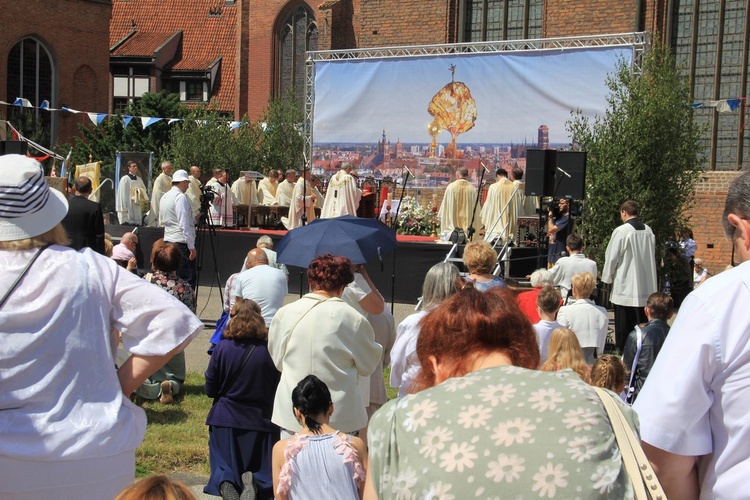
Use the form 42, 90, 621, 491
556, 166, 571, 178
480, 162, 491, 173
403, 165, 414, 177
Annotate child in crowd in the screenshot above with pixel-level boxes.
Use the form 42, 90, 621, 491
540, 327, 591, 382
272, 375, 367, 500
115, 475, 195, 500
590, 355, 626, 397
556, 272, 609, 365
532, 285, 563, 364
622, 292, 673, 404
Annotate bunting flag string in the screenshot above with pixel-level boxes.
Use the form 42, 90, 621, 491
0, 97, 262, 130
690, 97, 744, 113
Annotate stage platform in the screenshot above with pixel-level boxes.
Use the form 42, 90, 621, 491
107, 225, 542, 303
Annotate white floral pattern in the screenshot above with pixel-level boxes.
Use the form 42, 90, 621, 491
532, 462, 569, 498
368, 366, 639, 499
486, 453, 525, 483
457, 404, 492, 429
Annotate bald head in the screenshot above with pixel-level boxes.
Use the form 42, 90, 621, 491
246, 248, 269, 267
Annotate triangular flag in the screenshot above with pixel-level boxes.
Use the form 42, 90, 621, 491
141, 117, 162, 129
13, 97, 32, 107
229, 121, 242, 130
87, 113, 108, 126
62, 106, 83, 114
727, 98, 742, 112
122, 115, 134, 128
40, 100, 50, 110
168, 118, 183, 125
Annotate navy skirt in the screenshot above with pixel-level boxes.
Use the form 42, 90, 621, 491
204, 425, 278, 499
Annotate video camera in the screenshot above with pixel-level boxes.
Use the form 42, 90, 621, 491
200, 184, 215, 204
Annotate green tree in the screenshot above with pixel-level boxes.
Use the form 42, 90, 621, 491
258, 96, 305, 173
169, 106, 263, 181
567, 42, 703, 274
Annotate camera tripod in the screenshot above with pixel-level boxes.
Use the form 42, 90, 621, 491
194, 199, 224, 305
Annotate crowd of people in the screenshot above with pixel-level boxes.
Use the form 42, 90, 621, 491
114, 161, 362, 232
4, 152, 748, 500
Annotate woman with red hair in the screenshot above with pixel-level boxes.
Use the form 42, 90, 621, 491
268, 254, 382, 438
365, 286, 638, 499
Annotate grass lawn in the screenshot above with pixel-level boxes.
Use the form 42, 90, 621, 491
136, 368, 398, 478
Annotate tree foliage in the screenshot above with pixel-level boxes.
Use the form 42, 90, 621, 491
168, 106, 262, 181
566, 42, 704, 273
258, 96, 305, 173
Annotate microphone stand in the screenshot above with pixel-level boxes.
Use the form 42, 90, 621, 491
390, 167, 411, 311
467, 162, 490, 242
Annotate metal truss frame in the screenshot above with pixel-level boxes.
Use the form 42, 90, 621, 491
303, 32, 651, 165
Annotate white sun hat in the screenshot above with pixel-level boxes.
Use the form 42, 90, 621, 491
171, 169, 189, 183
0, 154, 68, 241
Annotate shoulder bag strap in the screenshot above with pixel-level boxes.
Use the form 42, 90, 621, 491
0, 244, 51, 310
212, 343, 257, 405
278, 296, 327, 357
593, 387, 667, 500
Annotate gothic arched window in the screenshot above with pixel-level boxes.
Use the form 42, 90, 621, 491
277, 5, 318, 105
6, 37, 54, 146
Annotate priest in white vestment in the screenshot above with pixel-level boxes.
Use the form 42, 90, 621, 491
281, 170, 316, 229
187, 165, 202, 218
274, 170, 297, 207
320, 163, 361, 218
258, 169, 281, 205
231, 171, 259, 206
116, 161, 149, 225
437, 167, 479, 235
481, 168, 520, 243
145, 161, 173, 226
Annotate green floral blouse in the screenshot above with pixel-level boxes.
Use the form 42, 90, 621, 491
368, 365, 638, 499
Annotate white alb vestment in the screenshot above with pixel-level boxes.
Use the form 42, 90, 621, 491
258, 177, 278, 205
513, 179, 539, 216
231, 177, 258, 206
481, 177, 520, 241
146, 171, 172, 226
274, 180, 295, 207
601, 220, 657, 307
438, 178, 479, 234
207, 181, 237, 227
0, 246, 203, 498
268, 294, 381, 433
281, 179, 316, 229
187, 175, 202, 218
634, 260, 750, 499
116, 174, 148, 225
320, 170, 361, 218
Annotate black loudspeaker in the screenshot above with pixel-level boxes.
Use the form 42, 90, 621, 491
525, 149, 556, 197
555, 151, 587, 200
0, 141, 28, 156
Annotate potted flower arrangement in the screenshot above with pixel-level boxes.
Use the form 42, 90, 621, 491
395, 196, 436, 236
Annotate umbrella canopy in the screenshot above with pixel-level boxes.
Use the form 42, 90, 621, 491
276, 215, 398, 267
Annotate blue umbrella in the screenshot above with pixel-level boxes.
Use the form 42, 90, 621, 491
276, 215, 398, 267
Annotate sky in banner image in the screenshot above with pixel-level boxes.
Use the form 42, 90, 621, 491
312, 46, 632, 145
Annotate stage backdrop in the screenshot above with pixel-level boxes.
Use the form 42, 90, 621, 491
312, 45, 632, 147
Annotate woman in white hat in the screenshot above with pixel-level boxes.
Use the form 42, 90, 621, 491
0, 155, 204, 499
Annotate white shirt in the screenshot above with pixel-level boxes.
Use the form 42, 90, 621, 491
557, 298, 609, 354
389, 310, 429, 397
634, 260, 750, 499
601, 219, 657, 307
549, 253, 598, 299
533, 319, 562, 363
233, 265, 288, 327
160, 186, 195, 250
0, 247, 202, 479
